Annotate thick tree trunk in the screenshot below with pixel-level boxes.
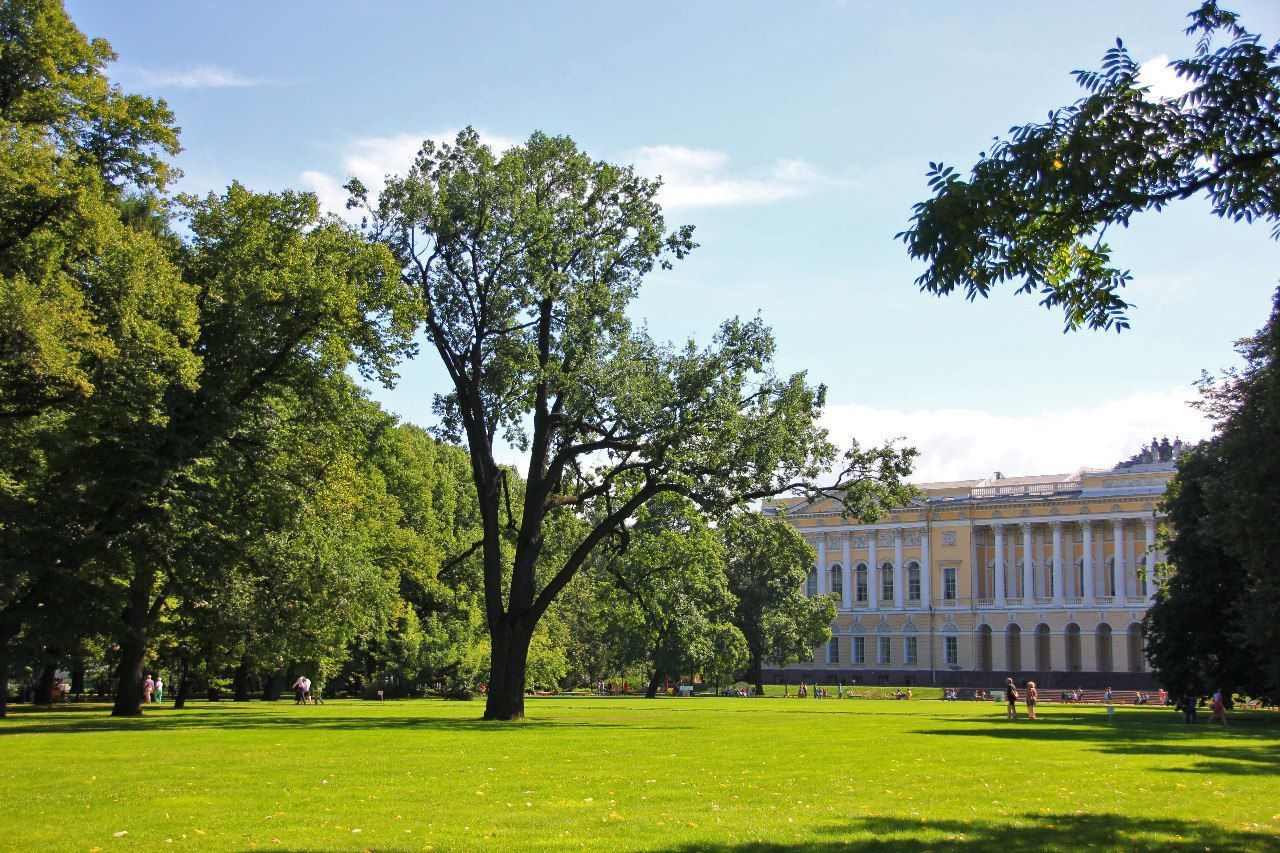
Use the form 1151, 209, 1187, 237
0, 655, 8, 718
262, 673, 283, 701
232, 655, 251, 701
483, 621, 533, 721
110, 631, 147, 716
174, 657, 191, 709
35, 662, 58, 704
644, 667, 664, 698
70, 659, 85, 698
110, 566, 157, 717
747, 645, 764, 696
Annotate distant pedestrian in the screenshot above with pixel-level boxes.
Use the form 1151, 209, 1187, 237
1181, 687, 1198, 724
1004, 677, 1018, 720
1106, 696, 1114, 722
154, 676, 164, 704
143, 675, 155, 704
292, 675, 307, 704
1210, 690, 1227, 726
1025, 681, 1038, 720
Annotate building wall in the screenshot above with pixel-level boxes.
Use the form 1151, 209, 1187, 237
763, 464, 1171, 689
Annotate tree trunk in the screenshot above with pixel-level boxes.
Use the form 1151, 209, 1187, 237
0, 655, 8, 718
70, 659, 85, 697
174, 657, 191, 709
35, 662, 57, 704
232, 655, 251, 701
747, 644, 764, 696
110, 632, 147, 717
110, 565, 157, 717
262, 673, 283, 701
483, 621, 533, 721
644, 668, 664, 699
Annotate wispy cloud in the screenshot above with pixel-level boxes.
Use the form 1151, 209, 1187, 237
821, 388, 1211, 483
1138, 54, 1195, 102
301, 129, 519, 216
629, 145, 832, 209
132, 64, 264, 89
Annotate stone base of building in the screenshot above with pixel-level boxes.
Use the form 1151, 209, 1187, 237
763, 668, 1160, 691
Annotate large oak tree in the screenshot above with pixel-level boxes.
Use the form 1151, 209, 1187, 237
358, 129, 912, 719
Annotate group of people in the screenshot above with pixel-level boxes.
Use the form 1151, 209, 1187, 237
142, 674, 163, 703
291, 675, 317, 704
1003, 677, 1039, 720
1178, 686, 1228, 725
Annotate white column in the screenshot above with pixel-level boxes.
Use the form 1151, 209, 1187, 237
1112, 519, 1125, 600
1144, 517, 1157, 599
868, 534, 879, 612
841, 532, 853, 610
920, 527, 932, 607
893, 527, 904, 609
1081, 521, 1095, 605
993, 524, 1006, 605
1051, 521, 1065, 606
1021, 522, 1034, 605
816, 533, 829, 596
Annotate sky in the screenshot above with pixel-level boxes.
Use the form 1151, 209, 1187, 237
72, 1, 1280, 482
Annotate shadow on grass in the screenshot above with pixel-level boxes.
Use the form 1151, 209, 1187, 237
911, 709, 1280, 777
662, 812, 1280, 852
0, 703, 690, 736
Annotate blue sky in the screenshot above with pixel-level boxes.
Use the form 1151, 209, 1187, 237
74, 1, 1280, 480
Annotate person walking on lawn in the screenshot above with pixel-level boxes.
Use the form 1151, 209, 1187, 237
1004, 677, 1019, 720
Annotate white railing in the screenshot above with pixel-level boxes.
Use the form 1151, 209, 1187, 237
970, 479, 1080, 499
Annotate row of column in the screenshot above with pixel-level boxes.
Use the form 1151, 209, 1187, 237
985, 517, 1157, 607
814, 528, 931, 611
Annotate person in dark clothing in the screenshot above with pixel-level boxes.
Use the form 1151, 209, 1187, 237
1004, 677, 1019, 720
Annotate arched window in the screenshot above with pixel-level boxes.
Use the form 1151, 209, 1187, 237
906, 561, 921, 601
1006, 623, 1023, 672
855, 563, 868, 602
1065, 623, 1082, 672
1097, 623, 1114, 673
1127, 623, 1144, 672
977, 624, 993, 671
805, 569, 817, 598
830, 564, 843, 597
1035, 624, 1051, 671
880, 561, 894, 602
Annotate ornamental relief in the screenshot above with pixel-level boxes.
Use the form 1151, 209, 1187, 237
904, 531, 923, 547
941, 531, 958, 547
853, 534, 870, 548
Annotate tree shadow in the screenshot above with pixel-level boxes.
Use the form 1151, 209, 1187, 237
911, 709, 1280, 777
0, 703, 688, 736
662, 812, 1280, 851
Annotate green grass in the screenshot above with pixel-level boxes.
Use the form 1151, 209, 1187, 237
2, 698, 1278, 851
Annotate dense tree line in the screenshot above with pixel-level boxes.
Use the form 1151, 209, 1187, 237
1, 0, 907, 717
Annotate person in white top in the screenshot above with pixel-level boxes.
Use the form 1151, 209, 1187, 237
292, 675, 307, 704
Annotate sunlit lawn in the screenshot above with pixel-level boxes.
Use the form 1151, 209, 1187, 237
2, 697, 1278, 851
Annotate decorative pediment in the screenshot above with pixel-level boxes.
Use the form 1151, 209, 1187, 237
874, 619, 893, 634
900, 619, 919, 634
940, 620, 959, 633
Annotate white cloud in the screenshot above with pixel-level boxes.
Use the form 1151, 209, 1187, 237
821, 388, 1212, 484
628, 145, 830, 209
301, 129, 518, 216
133, 64, 262, 89
1138, 55, 1195, 102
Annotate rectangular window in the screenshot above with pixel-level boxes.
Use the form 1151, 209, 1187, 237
882, 570, 893, 602
943, 567, 957, 601
877, 636, 891, 665
827, 637, 840, 664
904, 636, 918, 665
856, 567, 868, 602
944, 636, 958, 665
806, 571, 817, 598
852, 636, 865, 664
907, 568, 921, 601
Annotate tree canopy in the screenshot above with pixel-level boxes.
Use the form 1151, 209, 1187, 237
899, 1, 1280, 332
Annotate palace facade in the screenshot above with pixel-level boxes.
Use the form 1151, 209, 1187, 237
763, 445, 1182, 689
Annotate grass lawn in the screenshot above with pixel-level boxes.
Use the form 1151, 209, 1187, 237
2, 698, 1278, 851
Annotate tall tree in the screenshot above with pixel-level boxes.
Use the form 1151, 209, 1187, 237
1145, 291, 1280, 701
899, 1, 1280, 331
723, 511, 838, 694
358, 129, 913, 719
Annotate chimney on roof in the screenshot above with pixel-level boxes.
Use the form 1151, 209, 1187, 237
994, 471, 1003, 480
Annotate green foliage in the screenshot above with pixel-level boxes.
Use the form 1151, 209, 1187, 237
360, 128, 912, 717
1146, 288, 1280, 702
900, 2, 1280, 331
722, 511, 837, 690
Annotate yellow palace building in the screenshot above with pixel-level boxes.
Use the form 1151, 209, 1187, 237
763, 440, 1184, 689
